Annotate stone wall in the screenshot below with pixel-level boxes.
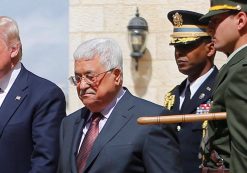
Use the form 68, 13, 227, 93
67, 0, 226, 114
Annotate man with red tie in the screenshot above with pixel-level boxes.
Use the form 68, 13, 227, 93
57, 38, 182, 173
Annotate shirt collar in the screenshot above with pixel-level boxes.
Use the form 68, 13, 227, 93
0, 62, 21, 92
88, 87, 126, 120
186, 66, 215, 98
227, 44, 247, 63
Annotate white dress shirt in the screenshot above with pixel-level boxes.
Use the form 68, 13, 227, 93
78, 87, 126, 152
0, 62, 21, 107
179, 66, 215, 110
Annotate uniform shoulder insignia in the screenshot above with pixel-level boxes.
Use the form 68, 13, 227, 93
164, 92, 175, 110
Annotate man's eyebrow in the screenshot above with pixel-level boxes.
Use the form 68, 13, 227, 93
75, 70, 95, 75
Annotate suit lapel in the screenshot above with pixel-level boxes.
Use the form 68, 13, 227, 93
71, 108, 89, 173
0, 65, 28, 137
170, 84, 184, 113
84, 89, 134, 171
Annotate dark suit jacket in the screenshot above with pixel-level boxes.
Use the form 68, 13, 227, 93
206, 46, 247, 172
0, 64, 66, 173
165, 67, 218, 173
57, 89, 182, 173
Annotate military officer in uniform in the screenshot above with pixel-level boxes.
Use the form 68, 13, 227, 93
164, 10, 218, 173
200, 0, 247, 173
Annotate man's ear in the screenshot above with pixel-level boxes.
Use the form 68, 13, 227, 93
113, 68, 122, 85
206, 42, 216, 57
10, 43, 20, 58
237, 11, 247, 31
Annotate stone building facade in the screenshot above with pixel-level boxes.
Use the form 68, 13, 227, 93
67, 0, 225, 114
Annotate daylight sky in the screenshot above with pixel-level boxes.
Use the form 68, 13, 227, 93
0, 0, 68, 96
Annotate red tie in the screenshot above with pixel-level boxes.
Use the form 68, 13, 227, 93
76, 112, 102, 173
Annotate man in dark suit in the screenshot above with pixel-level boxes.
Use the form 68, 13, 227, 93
57, 38, 182, 173
0, 16, 66, 173
200, 0, 247, 172
164, 10, 218, 173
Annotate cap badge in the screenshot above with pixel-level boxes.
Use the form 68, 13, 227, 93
172, 12, 183, 27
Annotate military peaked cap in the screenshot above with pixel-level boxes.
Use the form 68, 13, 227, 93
167, 10, 210, 45
201, 0, 247, 21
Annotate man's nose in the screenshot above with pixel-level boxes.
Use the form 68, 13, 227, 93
175, 49, 184, 57
78, 78, 90, 89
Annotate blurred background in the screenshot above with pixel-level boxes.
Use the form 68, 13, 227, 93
1, 1, 226, 114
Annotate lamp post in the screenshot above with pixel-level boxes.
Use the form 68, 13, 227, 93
127, 8, 148, 70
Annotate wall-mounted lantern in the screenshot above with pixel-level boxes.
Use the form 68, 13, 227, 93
127, 8, 148, 70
